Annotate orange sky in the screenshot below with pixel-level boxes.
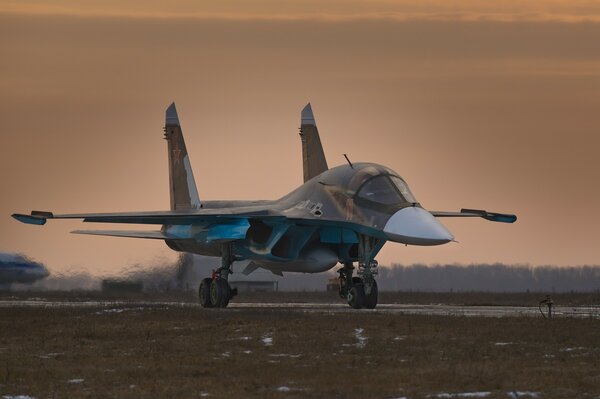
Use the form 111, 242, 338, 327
1, 1, 600, 275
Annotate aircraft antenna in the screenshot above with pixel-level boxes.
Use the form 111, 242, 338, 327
343, 154, 354, 169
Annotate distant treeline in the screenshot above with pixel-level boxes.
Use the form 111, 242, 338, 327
14, 260, 600, 293
374, 263, 600, 293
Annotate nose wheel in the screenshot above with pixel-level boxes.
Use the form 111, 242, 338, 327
347, 282, 364, 309
345, 278, 378, 309
339, 235, 382, 309
363, 279, 378, 309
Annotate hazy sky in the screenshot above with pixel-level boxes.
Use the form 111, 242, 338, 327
1, 1, 599, 275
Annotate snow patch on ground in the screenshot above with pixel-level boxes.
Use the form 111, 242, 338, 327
507, 392, 541, 398
494, 342, 513, 346
3, 396, 37, 399
262, 335, 273, 346
354, 328, 368, 348
275, 385, 305, 393
269, 353, 302, 358
67, 378, 84, 384
37, 352, 64, 359
94, 307, 145, 315
430, 392, 491, 398
96, 308, 125, 314
560, 347, 585, 352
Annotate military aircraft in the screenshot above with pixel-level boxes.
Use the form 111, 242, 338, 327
0, 253, 49, 290
13, 103, 516, 308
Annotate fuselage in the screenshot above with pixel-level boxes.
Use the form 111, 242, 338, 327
164, 163, 453, 274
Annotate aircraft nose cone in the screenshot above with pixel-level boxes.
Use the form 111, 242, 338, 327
383, 207, 454, 246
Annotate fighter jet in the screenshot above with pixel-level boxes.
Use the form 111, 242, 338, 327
13, 103, 516, 308
0, 253, 50, 290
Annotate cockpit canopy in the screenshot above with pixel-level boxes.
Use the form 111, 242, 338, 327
357, 175, 417, 205
346, 164, 418, 208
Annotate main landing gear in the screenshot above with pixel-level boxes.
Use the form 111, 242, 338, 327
199, 243, 238, 308
337, 235, 381, 309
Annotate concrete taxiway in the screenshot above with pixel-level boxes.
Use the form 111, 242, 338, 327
0, 300, 598, 318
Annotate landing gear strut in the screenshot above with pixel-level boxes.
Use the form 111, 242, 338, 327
198, 243, 238, 308
338, 235, 381, 309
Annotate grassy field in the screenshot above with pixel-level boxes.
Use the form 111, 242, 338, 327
1, 296, 599, 398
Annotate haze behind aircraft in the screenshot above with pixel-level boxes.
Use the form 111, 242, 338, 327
13, 103, 516, 308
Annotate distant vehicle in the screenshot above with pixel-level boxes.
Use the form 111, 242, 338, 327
0, 253, 49, 288
13, 103, 516, 308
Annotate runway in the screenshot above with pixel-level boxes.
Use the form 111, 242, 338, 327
1, 299, 598, 318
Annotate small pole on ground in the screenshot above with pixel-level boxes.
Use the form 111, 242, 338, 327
538, 295, 554, 319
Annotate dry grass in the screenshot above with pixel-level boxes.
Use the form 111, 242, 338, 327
1, 299, 599, 398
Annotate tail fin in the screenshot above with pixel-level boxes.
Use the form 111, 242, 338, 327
299, 103, 328, 182
164, 103, 201, 210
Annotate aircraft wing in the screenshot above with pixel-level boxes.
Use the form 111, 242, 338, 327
12, 207, 285, 226
430, 208, 517, 223
12, 207, 289, 242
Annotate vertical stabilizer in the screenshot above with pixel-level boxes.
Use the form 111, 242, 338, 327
164, 103, 201, 210
299, 103, 328, 182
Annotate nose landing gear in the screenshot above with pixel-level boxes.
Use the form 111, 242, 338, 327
338, 235, 382, 309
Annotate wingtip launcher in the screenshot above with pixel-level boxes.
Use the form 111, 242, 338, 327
12, 210, 54, 226
460, 208, 517, 223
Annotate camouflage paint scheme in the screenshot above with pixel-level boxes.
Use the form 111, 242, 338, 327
13, 103, 516, 277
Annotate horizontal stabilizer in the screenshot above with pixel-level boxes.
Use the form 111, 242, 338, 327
72, 230, 171, 239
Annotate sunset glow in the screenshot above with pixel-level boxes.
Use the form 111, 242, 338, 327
1, 0, 599, 274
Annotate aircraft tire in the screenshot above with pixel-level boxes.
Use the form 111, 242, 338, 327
218, 279, 231, 308
364, 280, 378, 309
210, 278, 231, 308
199, 278, 213, 308
348, 283, 365, 309
210, 279, 223, 308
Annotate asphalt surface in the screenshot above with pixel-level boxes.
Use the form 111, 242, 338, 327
1, 300, 599, 318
